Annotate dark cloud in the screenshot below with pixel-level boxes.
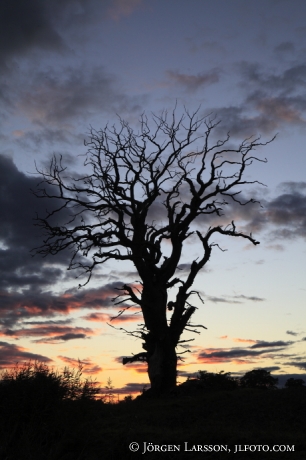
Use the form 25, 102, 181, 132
17, 67, 134, 125
177, 369, 199, 379
116, 357, 147, 373
239, 61, 306, 97
0, 155, 143, 335
0, 282, 126, 329
166, 69, 220, 91
175, 263, 210, 276
274, 42, 295, 55
0, 154, 72, 294
107, 0, 143, 21
198, 347, 268, 363
250, 340, 294, 349
58, 355, 102, 374
265, 189, 306, 239
0, 0, 63, 67
0, 1, 146, 129
116, 381, 149, 395
81, 312, 111, 323
35, 333, 88, 343
206, 294, 264, 304
209, 61, 306, 137
197, 340, 292, 364
0, 65, 147, 146
0, 341, 51, 367
25, 319, 73, 325
284, 361, 306, 371
13, 127, 77, 151
0, 0, 109, 69
286, 330, 299, 336
233, 295, 265, 302
81, 308, 142, 324
245, 182, 306, 241
206, 296, 241, 304
197, 180, 306, 243
0, 154, 130, 301
2, 325, 94, 342
210, 106, 279, 138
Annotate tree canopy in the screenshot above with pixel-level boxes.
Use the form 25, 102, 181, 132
35, 108, 274, 394
240, 369, 278, 389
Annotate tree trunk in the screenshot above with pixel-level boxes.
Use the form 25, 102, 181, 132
146, 332, 177, 395
141, 282, 177, 395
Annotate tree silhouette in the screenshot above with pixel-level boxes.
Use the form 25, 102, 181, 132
34, 108, 274, 395
285, 377, 305, 388
240, 369, 278, 389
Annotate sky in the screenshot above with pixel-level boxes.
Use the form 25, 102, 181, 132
0, 0, 305, 396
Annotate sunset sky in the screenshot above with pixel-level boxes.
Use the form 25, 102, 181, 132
1, 0, 305, 395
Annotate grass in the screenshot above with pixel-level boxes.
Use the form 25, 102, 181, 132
0, 376, 305, 459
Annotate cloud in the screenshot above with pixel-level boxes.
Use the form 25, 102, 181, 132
82, 309, 142, 324
239, 61, 306, 94
209, 61, 306, 137
1, 150, 304, 337
255, 96, 305, 125
166, 69, 220, 92
0, 0, 111, 69
81, 312, 111, 323
197, 347, 265, 364
286, 330, 299, 337
107, 0, 143, 21
0, 155, 73, 294
115, 381, 149, 395
265, 187, 306, 239
13, 127, 78, 151
195, 179, 306, 243
109, 313, 142, 323
197, 339, 292, 365
205, 294, 265, 304
242, 182, 306, 241
233, 295, 265, 302
274, 41, 295, 55
250, 340, 294, 349
58, 355, 102, 374
15, 66, 140, 126
35, 333, 89, 343
233, 338, 257, 344
210, 106, 279, 138
0, 341, 51, 367
0, 282, 129, 329
0, 155, 145, 333
0, 0, 63, 67
284, 361, 306, 371
2, 325, 95, 344
116, 357, 147, 373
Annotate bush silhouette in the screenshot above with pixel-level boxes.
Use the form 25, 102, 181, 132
240, 369, 278, 389
180, 370, 238, 393
285, 377, 305, 388
197, 370, 238, 390
0, 360, 100, 410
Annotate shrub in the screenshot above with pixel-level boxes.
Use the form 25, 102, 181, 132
179, 370, 238, 393
285, 377, 305, 388
197, 370, 239, 390
240, 369, 278, 389
0, 360, 101, 409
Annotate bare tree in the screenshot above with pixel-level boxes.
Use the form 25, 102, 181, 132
34, 108, 274, 395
